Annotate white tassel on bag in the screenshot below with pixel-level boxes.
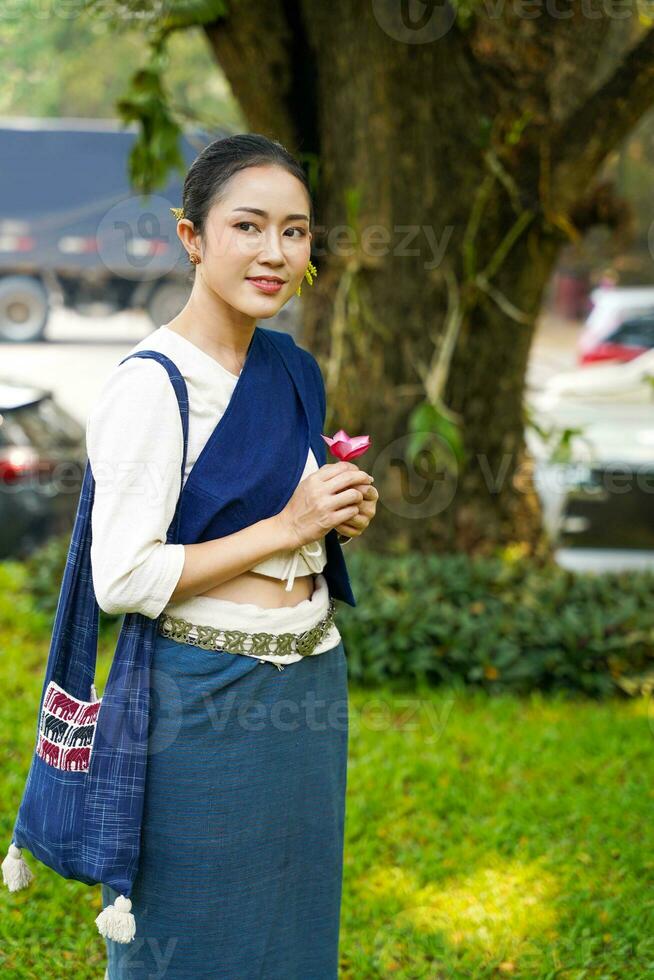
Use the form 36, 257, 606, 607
2, 840, 136, 942
2, 843, 34, 891
95, 894, 136, 943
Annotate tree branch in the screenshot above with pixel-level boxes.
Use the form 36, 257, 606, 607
550, 27, 654, 203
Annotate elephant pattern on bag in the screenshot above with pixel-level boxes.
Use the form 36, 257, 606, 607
36, 680, 101, 773
41, 714, 69, 743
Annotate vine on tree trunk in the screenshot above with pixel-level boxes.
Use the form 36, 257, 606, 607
322, 187, 392, 433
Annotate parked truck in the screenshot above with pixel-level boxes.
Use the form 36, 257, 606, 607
0, 116, 220, 341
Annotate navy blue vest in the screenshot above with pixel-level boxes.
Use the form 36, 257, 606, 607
123, 325, 356, 607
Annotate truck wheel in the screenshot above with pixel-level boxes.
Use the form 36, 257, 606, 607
0, 276, 49, 342
146, 280, 191, 327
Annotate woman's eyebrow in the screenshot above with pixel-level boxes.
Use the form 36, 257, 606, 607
232, 206, 309, 222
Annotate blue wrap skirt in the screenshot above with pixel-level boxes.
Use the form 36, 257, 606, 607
102, 630, 349, 980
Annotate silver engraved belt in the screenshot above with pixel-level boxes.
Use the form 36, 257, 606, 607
158, 596, 336, 666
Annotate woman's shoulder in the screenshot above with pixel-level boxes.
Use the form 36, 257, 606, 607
120, 325, 185, 373
93, 349, 179, 409
92, 326, 189, 399
86, 350, 183, 453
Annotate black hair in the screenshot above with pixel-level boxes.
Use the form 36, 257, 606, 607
180, 133, 313, 239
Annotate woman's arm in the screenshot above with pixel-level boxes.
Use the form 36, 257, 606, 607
86, 358, 295, 619
168, 514, 293, 604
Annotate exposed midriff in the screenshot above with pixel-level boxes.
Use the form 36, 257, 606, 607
198, 569, 315, 607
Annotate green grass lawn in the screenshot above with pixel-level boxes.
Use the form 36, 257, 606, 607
1, 563, 653, 978
341, 685, 654, 978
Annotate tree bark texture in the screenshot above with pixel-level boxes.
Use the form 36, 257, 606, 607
203, 3, 654, 556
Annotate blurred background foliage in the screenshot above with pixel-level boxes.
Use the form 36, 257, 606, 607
0, 8, 244, 131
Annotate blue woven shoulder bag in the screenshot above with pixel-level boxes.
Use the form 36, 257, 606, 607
2, 351, 189, 944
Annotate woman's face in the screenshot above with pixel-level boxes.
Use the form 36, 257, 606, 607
190, 164, 312, 319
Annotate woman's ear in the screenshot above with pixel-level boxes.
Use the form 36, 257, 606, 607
177, 219, 199, 255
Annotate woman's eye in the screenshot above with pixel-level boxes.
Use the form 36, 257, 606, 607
235, 222, 306, 238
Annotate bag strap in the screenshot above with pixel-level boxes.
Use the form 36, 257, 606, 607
117, 351, 190, 543
41, 351, 189, 703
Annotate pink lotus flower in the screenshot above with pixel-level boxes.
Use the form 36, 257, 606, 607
321, 428, 371, 461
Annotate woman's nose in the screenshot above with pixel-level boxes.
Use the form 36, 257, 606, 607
258, 233, 285, 263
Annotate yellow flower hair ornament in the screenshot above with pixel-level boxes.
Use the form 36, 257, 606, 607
296, 260, 318, 296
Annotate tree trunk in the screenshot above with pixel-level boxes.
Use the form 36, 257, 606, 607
202, 4, 654, 556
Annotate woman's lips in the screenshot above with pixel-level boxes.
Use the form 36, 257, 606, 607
247, 277, 284, 294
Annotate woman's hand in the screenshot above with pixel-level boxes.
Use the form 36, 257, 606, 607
334, 481, 378, 541
277, 461, 374, 550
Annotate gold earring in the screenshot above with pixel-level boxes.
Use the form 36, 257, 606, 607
189, 252, 200, 265
296, 260, 318, 296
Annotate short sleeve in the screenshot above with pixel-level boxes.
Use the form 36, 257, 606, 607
85, 357, 186, 618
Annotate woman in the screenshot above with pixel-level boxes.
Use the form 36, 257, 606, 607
91, 133, 378, 979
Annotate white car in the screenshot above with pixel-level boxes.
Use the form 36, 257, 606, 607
527, 347, 654, 570
579, 285, 654, 358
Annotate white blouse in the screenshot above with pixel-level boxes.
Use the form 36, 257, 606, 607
85, 325, 349, 664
